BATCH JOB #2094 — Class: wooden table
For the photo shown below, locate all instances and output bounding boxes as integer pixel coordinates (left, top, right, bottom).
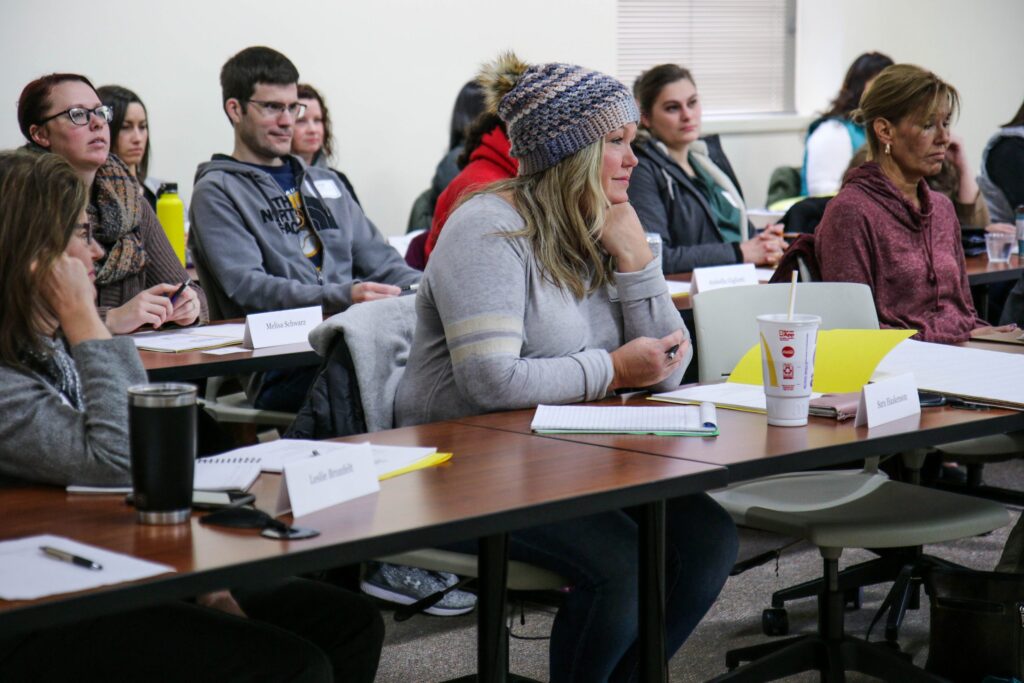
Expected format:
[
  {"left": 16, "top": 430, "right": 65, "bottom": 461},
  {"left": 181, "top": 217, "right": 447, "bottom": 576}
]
[
  {"left": 455, "top": 394, "right": 1024, "bottom": 483},
  {"left": 0, "top": 421, "right": 724, "bottom": 682},
  {"left": 141, "top": 341, "right": 319, "bottom": 382}
]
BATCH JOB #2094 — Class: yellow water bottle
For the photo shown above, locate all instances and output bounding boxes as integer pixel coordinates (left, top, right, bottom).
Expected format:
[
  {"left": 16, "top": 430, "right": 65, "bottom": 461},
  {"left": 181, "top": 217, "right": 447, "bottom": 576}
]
[{"left": 156, "top": 182, "right": 186, "bottom": 266}]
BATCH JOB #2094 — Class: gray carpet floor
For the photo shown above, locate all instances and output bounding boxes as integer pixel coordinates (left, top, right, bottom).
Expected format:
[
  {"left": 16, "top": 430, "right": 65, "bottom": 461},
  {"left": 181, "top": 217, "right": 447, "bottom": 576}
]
[{"left": 373, "top": 459, "right": 1024, "bottom": 682}]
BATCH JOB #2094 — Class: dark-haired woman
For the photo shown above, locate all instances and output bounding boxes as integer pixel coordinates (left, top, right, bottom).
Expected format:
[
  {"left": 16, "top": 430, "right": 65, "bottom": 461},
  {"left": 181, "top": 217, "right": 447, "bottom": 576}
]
[
  {"left": 0, "top": 149, "right": 383, "bottom": 682},
  {"left": 802, "top": 51, "right": 893, "bottom": 196},
  {"left": 18, "top": 73, "right": 207, "bottom": 334},
  {"left": 97, "top": 85, "right": 158, "bottom": 207},
  {"left": 292, "top": 83, "right": 360, "bottom": 205},
  {"left": 628, "top": 63, "right": 786, "bottom": 273}
]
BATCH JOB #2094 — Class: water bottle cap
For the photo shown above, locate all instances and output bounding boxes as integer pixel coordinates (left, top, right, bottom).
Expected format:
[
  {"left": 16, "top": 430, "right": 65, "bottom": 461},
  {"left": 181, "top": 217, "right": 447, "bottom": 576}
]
[{"left": 158, "top": 182, "right": 178, "bottom": 195}]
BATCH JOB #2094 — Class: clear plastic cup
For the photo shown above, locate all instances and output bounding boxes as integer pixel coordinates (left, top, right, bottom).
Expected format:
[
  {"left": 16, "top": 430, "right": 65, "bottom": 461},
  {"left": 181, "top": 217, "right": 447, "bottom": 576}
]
[
  {"left": 756, "top": 314, "right": 821, "bottom": 427},
  {"left": 985, "top": 232, "right": 1014, "bottom": 264}
]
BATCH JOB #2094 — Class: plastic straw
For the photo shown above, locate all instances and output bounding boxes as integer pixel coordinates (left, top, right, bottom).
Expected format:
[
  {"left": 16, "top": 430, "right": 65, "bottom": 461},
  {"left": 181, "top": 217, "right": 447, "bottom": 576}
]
[{"left": 787, "top": 270, "right": 798, "bottom": 321}]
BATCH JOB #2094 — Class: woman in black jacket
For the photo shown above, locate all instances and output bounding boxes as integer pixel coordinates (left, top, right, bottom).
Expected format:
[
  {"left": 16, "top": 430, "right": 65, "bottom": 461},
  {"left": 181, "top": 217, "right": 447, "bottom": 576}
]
[{"left": 628, "top": 64, "right": 785, "bottom": 273}]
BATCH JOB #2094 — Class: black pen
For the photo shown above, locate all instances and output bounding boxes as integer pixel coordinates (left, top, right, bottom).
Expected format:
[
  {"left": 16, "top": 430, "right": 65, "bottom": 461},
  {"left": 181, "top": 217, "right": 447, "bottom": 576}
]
[
  {"left": 400, "top": 283, "right": 420, "bottom": 294},
  {"left": 168, "top": 278, "right": 191, "bottom": 305},
  {"left": 665, "top": 343, "right": 680, "bottom": 360},
  {"left": 40, "top": 545, "right": 103, "bottom": 571}
]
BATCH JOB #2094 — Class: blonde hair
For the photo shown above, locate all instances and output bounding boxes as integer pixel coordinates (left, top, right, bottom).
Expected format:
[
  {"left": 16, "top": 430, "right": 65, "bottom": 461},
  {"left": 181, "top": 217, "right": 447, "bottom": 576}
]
[
  {"left": 484, "top": 138, "right": 614, "bottom": 299},
  {"left": 853, "top": 63, "right": 960, "bottom": 160}
]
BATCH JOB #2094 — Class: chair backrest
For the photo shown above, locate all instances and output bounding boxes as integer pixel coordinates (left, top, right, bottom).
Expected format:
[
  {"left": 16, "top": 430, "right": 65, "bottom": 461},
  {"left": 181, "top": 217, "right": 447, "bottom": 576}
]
[
  {"left": 310, "top": 295, "right": 418, "bottom": 432},
  {"left": 692, "top": 282, "right": 879, "bottom": 384},
  {"left": 189, "top": 238, "right": 231, "bottom": 321}
]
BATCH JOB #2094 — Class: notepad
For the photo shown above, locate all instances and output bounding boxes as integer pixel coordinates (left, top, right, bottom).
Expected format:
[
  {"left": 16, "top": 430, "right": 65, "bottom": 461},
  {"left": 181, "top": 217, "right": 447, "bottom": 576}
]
[
  {"left": 651, "top": 383, "right": 823, "bottom": 414},
  {"left": 200, "top": 440, "right": 452, "bottom": 480},
  {"left": 531, "top": 403, "right": 718, "bottom": 436},
  {"left": 194, "top": 455, "right": 262, "bottom": 491},
  {"left": 131, "top": 324, "right": 246, "bottom": 353}
]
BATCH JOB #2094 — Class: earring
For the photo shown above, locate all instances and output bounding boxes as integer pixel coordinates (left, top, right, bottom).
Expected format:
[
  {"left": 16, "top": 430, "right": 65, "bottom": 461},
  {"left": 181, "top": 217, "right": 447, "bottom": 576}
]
[{"left": 885, "top": 142, "right": 891, "bottom": 155}]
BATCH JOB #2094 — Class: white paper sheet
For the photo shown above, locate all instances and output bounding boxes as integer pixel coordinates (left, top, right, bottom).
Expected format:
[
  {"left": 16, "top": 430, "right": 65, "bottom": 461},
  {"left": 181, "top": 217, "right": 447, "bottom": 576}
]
[
  {"left": 874, "top": 339, "right": 1024, "bottom": 407},
  {"left": 652, "top": 383, "right": 823, "bottom": 413},
  {"left": 131, "top": 325, "right": 245, "bottom": 353},
  {"left": 0, "top": 534, "right": 174, "bottom": 600},
  {"left": 666, "top": 280, "right": 690, "bottom": 297},
  {"left": 193, "top": 455, "right": 262, "bottom": 491},
  {"left": 204, "top": 440, "right": 438, "bottom": 478}
]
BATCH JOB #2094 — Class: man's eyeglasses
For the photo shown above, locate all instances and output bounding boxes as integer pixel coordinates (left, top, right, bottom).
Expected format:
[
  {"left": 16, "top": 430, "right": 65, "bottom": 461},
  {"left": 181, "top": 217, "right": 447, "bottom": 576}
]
[
  {"left": 39, "top": 106, "right": 114, "bottom": 127},
  {"left": 247, "top": 100, "right": 307, "bottom": 119}
]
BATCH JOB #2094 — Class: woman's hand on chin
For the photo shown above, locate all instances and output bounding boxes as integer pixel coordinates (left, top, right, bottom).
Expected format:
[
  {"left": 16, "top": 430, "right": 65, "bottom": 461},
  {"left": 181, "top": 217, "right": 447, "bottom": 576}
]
[
  {"left": 40, "top": 255, "right": 109, "bottom": 344},
  {"left": 601, "top": 203, "right": 653, "bottom": 272}
]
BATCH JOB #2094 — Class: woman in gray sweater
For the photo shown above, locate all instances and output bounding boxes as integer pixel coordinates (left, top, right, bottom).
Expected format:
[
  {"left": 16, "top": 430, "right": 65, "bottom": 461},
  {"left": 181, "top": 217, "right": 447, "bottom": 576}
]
[
  {"left": 0, "top": 150, "right": 383, "bottom": 681},
  {"left": 395, "top": 59, "right": 737, "bottom": 682}
]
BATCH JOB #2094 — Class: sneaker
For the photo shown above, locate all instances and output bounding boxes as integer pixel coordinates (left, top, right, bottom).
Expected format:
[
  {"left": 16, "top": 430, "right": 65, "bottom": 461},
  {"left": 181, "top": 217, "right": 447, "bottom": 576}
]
[{"left": 361, "top": 562, "right": 476, "bottom": 616}]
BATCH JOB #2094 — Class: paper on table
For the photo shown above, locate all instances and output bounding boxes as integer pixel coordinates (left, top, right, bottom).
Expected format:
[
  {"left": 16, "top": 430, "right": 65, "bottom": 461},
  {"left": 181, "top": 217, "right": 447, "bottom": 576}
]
[
  {"left": 651, "top": 383, "right": 822, "bottom": 413},
  {"left": 727, "top": 329, "right": 916, "bottom": 393},
  {"left": 874, "top": 339, "right": 1024, "bottom": 408},
  {"left": 0, "top": 534, "right": 174, "bottom": 600},
  {"left": 194, "top": 455, "right": 262, "bottom": 491},
  {"left": 204, "top": 440, "right": 451, "bottom": 480},
  {"left": 755, "top": 268, "right": 776, "bottom": 282},
  {"left": 531, "top": 404, "right": 718, "bottom": 435},
  {"left": 201, "top": 346, "right": 248, "bottom": 356},
  {"left": 131, "top": 328, "right": 244, "bottom": 353}
]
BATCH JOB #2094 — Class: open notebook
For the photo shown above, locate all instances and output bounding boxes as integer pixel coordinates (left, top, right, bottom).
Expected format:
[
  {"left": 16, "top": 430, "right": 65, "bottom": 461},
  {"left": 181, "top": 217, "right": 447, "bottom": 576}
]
[{"left": 531, "top": 403, "right": 718, "bottom": 436}]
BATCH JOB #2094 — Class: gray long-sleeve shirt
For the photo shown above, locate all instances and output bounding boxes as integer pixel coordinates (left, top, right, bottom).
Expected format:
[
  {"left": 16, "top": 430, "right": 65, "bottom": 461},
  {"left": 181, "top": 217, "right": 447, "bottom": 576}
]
[
  {"left": 0, "top": 337, "right": 145, "bottom": 486},
  {"left": 394, "top": 194, "right": 689, "bottom": 427}
]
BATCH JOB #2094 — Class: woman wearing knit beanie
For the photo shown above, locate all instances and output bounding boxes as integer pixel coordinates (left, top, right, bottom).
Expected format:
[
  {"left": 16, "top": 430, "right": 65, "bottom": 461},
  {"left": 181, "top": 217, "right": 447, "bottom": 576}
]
[{"left": 396, "top": 56, "right": 737, "bottom": 681}]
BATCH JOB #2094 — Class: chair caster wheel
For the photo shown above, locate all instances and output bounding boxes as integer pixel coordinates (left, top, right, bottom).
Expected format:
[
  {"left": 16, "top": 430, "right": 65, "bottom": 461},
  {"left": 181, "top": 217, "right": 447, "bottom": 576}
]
[
  {"left": 762, "top": 607, "right": 789, "bottom": 636},
  {"left": 844, "top": 587, "right": 862, "bottom": 610}
]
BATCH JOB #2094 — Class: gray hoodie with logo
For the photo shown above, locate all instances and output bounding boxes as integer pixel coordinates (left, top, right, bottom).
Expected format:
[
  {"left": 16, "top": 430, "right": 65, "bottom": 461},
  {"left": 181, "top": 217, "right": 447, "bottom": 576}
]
[{"left": 189, "top": 154, "right": 419, "bottom": 318}]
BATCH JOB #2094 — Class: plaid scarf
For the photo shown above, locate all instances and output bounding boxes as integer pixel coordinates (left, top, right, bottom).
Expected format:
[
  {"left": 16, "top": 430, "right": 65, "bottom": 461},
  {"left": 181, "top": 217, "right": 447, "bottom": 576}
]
[
  {"left": 90, "top": 155, "right": 147, "bottom": 286},
  {"left": 20, "top": 337, "right": 84, "bottom": 411}
]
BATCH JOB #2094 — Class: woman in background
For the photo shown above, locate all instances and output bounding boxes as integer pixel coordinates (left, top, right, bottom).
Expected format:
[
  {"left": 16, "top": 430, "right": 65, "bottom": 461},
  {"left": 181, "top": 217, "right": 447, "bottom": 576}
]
[
  {"left": 816, "top": 64, "right": 1013, "bottom": 342},
  {"left": 292, "top": 83, "right": 360, "bottom": 205},
  {"left": 802, "top": 51, "right": 893, "bottom": 196},
  {"left": 397, "top": 57, "right": 736, "bottom": 682},
  {"left": 0, "top": 149, "right": 383, "bottom": 682},
  {"left": 19, "top": 73, "right": 206, "bottom": 334},
  {"left": 97, "top": 85, "right": 158, "bottom": 207},
  {"left": 629, "top": 63, "right": 786, "bottom": 273},
  {"left": 978, "top": 96, "right": 1024, "bottom": 224}
]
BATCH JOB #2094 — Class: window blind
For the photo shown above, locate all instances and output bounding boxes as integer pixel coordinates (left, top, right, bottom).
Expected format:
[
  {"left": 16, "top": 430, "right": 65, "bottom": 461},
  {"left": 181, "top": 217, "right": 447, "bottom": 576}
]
[{"left": 618, "top": 0, "right": 795, "bottom": 115}]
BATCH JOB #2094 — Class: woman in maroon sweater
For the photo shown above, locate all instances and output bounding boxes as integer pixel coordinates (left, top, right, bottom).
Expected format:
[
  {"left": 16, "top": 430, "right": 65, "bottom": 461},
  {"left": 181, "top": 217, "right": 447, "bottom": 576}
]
[{"left": 816, "top": 64, "right": 1013, "bottom": 343}]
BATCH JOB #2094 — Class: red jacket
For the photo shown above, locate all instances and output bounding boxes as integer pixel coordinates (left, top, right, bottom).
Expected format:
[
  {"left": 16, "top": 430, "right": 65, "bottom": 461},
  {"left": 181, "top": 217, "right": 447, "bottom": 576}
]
[
  {"left": 424, "top": 126, "right": 518, "bottom": 261},
  {"left": 816, "top": 162, "right": 985, "bottom": 343}
]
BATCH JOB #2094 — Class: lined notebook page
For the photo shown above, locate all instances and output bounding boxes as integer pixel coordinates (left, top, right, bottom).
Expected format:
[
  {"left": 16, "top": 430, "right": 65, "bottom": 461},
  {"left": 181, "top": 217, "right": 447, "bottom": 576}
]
[
  {"left": 194, "top": 455, "right": 262, "bottom": 491},
  {"left": 531, "top": 404, "right": 717, "bottom": 434}
]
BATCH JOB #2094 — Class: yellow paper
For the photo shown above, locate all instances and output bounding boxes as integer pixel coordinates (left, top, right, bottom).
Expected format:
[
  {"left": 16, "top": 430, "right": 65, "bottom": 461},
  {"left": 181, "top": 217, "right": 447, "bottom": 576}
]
[
  {"left": 727, "top": 329, "right": 916, "bottom": 393},
  {"left": 378, "top": 452, "right": 453, "bottom": 481}
]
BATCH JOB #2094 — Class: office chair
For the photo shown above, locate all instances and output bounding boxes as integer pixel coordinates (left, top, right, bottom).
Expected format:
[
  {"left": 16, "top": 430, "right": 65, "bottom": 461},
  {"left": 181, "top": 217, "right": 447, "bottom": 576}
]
[{"left": 693, "top": 283, "right": 1010, "bottom": 679}]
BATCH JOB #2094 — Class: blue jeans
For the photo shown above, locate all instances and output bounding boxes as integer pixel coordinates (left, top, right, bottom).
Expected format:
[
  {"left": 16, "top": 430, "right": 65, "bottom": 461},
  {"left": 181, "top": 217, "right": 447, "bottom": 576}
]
[{"left": 452, "top": 492, "right": 737, "bottom": 682}]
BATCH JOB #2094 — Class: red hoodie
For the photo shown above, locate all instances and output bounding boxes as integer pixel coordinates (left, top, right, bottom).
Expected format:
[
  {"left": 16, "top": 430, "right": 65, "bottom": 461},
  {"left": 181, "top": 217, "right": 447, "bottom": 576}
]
[
  {"left": 816, "top": 162, "right": 985, "bottom": 344},
  {"left": 424, "top": 126, "right": 518, "bottom": 261}
]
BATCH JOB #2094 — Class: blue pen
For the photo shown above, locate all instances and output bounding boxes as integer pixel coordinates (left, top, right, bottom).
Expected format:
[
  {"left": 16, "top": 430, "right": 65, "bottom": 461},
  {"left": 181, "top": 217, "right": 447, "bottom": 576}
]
[{"left": 169, "top": 278, "right": 191, "bottom": 305}]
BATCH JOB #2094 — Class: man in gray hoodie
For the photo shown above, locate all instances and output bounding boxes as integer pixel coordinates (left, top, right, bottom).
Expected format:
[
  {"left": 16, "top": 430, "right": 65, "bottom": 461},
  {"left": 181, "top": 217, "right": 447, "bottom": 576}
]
[{"left": 189, "top": 46, "right": 420, "bottom": 411}]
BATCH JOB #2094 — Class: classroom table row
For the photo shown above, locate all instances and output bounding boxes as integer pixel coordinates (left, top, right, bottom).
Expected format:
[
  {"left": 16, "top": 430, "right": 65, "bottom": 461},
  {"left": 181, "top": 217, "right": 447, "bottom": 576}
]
[{"left": 5, "top": 388, "right": 1023, "bottom": 682}]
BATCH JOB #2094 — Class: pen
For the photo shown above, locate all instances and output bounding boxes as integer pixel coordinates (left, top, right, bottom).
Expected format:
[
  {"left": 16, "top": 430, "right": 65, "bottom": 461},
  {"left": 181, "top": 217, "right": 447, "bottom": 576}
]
[
  {"left": 665, "top": 343, "right": 680, "bottom": 360},
  {"left": 168, "top": 278, "right": 191, "bottom": 305},
  {"left": 400, "top": 283, "right": 420, "bottom": 294},
  {"left": 40, "top": 545, "right": 103, "bottom": 571}
]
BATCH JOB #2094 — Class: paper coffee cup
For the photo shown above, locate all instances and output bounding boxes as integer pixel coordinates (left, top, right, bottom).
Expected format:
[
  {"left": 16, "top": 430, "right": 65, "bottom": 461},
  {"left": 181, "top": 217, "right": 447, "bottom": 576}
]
[{"left": 756, "top": 314, "right": 821, "bottom": 427}]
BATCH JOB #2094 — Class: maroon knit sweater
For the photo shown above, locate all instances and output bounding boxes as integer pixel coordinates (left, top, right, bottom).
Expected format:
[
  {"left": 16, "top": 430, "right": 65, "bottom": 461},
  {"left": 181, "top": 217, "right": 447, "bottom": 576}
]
[{"left": 816, "top": 162, "right": 985, "bottom": 343}]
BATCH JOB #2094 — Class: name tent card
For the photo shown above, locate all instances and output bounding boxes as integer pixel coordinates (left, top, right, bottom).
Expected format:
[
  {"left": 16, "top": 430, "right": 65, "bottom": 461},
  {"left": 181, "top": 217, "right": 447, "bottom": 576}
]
[
  {"left": 243, "top": 306, "right": 322, "bottom": 349},
  {"left": 690, "top": 263, "right": 759, "bottom": 295},
  {"left": 274, "top": 442, "right": 380, "bottom": 518},
  {"left": 855, "top": 373, "right": 921, "bottom": 428}
]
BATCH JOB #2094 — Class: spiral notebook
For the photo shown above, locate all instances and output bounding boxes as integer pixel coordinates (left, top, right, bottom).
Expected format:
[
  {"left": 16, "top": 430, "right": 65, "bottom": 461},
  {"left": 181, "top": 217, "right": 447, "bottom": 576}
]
[
  {"left": 193, "top": 455, "right": 262, "bottom": 491},
  {"left": 531, "top": 403, "right": 719, "bottom": 436}
]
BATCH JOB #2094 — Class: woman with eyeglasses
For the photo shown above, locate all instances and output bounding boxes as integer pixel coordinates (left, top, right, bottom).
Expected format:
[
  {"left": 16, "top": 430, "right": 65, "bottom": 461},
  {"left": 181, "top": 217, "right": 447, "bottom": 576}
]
[
  {"left": 18, "top": 73, "right": 207, "bottom": 334},
  {"left": 0, "top": 149, "right": 384, "bottom": 683}
]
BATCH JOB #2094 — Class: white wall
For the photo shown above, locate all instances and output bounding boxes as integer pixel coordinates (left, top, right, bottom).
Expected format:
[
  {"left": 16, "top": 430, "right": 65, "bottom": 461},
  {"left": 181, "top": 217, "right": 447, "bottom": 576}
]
[{"left": 1, "top": 0, "right": 1021, "bottom": 231}]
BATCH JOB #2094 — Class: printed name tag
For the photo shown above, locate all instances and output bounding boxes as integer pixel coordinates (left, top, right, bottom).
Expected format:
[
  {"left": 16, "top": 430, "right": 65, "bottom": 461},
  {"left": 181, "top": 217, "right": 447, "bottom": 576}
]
[
  {"left": 691, "top": 263, "right": 759, "bottom": 295},
  {"left": 243, "top": 306, "right": 322, "bottom": 349},
  {"left": 855, "top": 373, "right": 921, "bottom": 428},
  {"left": 312, "top": 178, "right": 343, "bottom": 199},
  {"left": 274, "top": 442, "right": 380, "bottom": 518}
]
